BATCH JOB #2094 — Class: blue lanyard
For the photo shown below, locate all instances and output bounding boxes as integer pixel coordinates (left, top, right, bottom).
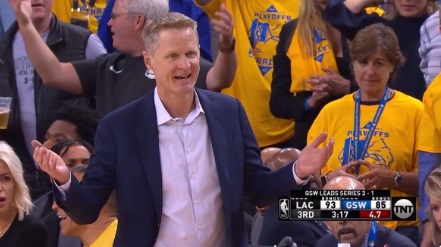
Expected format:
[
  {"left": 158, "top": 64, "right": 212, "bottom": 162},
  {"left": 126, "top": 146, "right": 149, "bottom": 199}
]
[
  {"left": 364, "top": 221, "right": 378, "bottom": 247},
  {"left": 352, "top": 88, "right": 389, "bottom": 174}
]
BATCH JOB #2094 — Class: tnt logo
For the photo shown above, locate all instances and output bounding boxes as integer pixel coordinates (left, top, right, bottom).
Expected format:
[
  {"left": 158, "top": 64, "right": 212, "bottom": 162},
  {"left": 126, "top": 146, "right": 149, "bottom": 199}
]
[
  {"left": 392, "top": 197, "right": 416, "bottom": 221},
  {"left": 279, "top": 198, "right": 290, "bottom": 220}
]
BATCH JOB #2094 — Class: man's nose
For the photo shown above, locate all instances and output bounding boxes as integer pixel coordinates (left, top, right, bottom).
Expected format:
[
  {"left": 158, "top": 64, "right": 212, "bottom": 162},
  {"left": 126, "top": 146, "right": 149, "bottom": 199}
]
[{"left": 177, "top": 57, "right": 190, "bottom": 68}]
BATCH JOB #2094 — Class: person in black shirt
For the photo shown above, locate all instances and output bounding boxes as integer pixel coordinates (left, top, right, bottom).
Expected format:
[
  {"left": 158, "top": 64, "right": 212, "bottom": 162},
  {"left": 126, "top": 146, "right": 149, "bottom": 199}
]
[{"left": 12, "top": 0, "right": 237, "bottom": 117}]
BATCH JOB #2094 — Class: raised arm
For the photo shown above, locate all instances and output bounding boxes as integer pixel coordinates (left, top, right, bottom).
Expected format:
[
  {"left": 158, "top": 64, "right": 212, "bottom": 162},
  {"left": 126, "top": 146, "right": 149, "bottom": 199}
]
[
  {"left": 342, "top": 0, "right": 374, "bottom": 13},
  {"left": 205, "top": 4, "right": 236, "bottom": 91},
  {"left": 323, "top": 0, "right": 384, "bottom": 40},
  {"left": 10, "top": 0, "right": 83, "bottom": 94}
]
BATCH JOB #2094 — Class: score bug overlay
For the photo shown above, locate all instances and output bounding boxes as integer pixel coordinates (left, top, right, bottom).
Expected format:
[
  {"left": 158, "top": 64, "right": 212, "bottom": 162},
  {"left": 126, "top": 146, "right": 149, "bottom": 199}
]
[{"left": 278, "top": 190, "right": 416, "bottom": 221}]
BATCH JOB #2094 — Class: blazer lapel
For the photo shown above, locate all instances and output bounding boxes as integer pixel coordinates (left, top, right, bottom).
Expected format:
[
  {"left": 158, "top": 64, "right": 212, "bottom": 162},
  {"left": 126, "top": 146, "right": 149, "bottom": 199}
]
[
  {"left": 197, "top": 90, "right": 231, "bottom": 210},
  {"left": 134, "top": 90, "right": 163, "bottom": 222}
]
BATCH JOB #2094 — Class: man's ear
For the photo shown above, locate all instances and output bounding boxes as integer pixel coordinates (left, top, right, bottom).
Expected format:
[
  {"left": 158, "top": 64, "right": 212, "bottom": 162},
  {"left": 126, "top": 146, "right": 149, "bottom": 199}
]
[
  {"left": 142, "top": 50, "right": 154, "bottom": 71},
  {"left": 135, "top": 16, "right": 146, "bottom": 30}
]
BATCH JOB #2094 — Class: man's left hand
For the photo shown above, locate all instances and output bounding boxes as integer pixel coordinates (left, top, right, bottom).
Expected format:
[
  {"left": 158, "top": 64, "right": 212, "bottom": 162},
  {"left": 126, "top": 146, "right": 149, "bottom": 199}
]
[{"left": 295, "top": 133, "right": 334, "bottom": 179}]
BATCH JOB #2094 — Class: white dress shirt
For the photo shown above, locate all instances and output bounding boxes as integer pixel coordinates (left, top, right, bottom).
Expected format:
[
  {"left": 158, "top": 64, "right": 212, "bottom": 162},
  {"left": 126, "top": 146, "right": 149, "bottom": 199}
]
[
  {"left": 153, "top": 89, "right": 227, "bottom": 247},
  {"left": 57, "top": 89, "right": 309, "bottom": 246}
]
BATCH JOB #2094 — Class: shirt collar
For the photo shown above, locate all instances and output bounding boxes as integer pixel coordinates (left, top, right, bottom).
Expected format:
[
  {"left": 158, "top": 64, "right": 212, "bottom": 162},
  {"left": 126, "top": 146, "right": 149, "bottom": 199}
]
[{"left": 154, "top": 87, "right": 205, "bottom": 126}]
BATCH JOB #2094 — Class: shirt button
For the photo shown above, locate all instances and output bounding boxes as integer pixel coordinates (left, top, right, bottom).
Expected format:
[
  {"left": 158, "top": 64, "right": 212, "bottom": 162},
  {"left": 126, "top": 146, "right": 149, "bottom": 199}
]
[
  {"left": 187, "top": 148, "right": 191, "bottom": 152},
  {"left": 191, "top": 174, "right": 195, "bottom": 178},
  {"left": 194, "top": 200, "right": 199, "bottom": 204},
  {"left": 198, "top": 225, "right": 202, "bottom": 229}
]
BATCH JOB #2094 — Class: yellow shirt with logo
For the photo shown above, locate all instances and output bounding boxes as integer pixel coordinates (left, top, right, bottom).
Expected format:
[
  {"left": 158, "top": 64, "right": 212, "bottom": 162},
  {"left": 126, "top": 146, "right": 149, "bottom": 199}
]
[
  {"left": 52, "top": 0, "right": 107, "bottom": 33},
  {"left": 418, "top": 73, "right": 441, "bottom": 152},
  {"left": 308, "top": 91, "right": 422, "bottom": 230},
  {"left": 196, "top": 0, "right": 300, "bottom": 147}
]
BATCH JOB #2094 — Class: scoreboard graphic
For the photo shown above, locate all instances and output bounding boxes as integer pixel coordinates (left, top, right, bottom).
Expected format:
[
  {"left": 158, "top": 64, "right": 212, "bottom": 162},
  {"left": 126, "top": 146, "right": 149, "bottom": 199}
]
[{"left": 279, "top": 190, "right": 416, "bottom": 221}]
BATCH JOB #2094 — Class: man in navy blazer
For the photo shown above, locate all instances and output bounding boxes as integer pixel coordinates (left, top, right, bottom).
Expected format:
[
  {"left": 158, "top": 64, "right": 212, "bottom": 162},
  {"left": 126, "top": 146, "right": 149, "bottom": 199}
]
[{"left": 32, "top": 13, "right": 334, "bottom": 247}]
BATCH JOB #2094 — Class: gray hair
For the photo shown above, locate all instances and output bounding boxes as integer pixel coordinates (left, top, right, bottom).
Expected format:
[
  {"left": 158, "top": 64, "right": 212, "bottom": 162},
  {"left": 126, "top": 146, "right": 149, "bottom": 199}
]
[
  {"left": 142, "top": 12, "right": 198, "bottom": 54},
  {"left": 124, "top": 0, "right": 169, "bottom": 20},
  {"left": 0, "top": 141, "right": 33, "bottom": 220}
]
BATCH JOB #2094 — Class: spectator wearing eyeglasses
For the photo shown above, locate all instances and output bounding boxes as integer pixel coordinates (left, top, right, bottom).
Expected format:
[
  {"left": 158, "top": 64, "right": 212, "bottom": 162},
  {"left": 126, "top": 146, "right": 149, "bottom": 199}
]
[{"left": 12, "top": 0, "right": 237, "bottom": 118}]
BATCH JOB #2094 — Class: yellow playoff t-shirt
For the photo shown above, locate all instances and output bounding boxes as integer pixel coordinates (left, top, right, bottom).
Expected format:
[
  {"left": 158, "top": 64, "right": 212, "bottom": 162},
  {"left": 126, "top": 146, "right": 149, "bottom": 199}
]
[
  {"left": 52, "top": 0, "right": 107, "bottom": 33},
  {"left": 308, "top": 92, "right": 422, "bottom": 230},
  {"left": 196, "top": 0, "right": 300, "bottom": 147},
  {"left": 418, "top": 73, "right": 441, "bottom": 153}
]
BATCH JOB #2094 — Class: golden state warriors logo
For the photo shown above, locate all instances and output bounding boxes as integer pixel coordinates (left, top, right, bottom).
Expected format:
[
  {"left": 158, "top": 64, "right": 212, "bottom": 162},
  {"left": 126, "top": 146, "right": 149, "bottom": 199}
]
[
  {"left": 249, "top": 5, "right": 292, "bottom": 76},
  {"left": 313, "top": 28, "right": 331, "bottom": 63},
  {"left": 338, "top": 122, "right": 394, "bottom": 169}
]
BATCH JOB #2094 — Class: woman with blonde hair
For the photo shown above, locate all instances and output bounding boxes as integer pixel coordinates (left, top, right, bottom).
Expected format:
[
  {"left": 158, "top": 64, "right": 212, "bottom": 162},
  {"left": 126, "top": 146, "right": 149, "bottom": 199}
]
[
  {"left": 424, "top": 166, "right": 441, "bottom": 246},
  {"left": 0, "top": 141, "right": 47, "bottom": 246},
  {"left": 323, "top": 0, "right": 438, "bottom": 100},
  {"left": 270, "top": 0, "right": 353, "bottom": 150}
]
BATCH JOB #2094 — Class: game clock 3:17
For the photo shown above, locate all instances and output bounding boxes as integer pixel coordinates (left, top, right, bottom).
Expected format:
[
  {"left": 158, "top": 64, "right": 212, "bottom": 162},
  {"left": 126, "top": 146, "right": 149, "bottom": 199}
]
[{"left": 332, "top": 211, "right": 349, "bottom": 219}]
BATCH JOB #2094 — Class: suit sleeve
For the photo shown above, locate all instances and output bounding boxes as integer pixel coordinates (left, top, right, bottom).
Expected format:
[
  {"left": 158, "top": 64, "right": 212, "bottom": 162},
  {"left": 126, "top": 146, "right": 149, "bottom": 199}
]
[
  {"left": 237, "top": 99, "right": 299, "bottom": 206},
  {"left": 55, "top": 118, "right": 117, "bottom": 224}
]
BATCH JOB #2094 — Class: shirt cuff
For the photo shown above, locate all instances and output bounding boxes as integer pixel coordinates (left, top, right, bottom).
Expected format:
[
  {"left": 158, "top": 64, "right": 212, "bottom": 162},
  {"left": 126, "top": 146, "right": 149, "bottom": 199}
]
[
  {"left": 292, "top": 160, "right": 310, "bottom": 185},
  {"left": 54, "top": 173, "right": 72, "bottom": 198}
]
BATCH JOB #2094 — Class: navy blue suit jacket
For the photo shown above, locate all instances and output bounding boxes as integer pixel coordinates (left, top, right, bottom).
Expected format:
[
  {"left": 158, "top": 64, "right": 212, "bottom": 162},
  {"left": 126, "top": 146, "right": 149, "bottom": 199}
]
[{"left": 55, "top": 89, "right": 299, "bottom": 247}]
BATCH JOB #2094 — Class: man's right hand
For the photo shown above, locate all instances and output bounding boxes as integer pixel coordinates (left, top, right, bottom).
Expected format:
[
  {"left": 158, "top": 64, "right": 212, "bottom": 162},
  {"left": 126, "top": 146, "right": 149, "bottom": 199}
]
[
  {"left": 9, "top": 0, "right": 32, "bottom": 26},
  {"left": 32, "top": 140, "right": 70, "bottom": 184}
]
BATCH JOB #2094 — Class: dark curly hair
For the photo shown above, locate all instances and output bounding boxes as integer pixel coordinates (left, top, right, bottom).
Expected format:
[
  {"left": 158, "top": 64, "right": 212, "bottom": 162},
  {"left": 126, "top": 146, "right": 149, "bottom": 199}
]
[{"left": 51, "top": 103, "right": 99, "bottom": 146}]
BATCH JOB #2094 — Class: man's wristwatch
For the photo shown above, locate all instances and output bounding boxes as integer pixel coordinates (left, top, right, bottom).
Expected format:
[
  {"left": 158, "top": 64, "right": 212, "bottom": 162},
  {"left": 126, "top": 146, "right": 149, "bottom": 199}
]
[
  {"left": 394, "top": 172, "right": 403, "bottom": 185},
  {"left": 219, "top": 38, "right": 236, "bottom": 53}
]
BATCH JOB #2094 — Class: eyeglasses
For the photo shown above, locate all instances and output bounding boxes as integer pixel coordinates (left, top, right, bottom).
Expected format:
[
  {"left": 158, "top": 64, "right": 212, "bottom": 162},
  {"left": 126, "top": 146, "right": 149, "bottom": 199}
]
[
  {"left": 70, "top": 164, "right": 89, "bottom": 174},
  {"left": 110, "top": 12, "right": 139, "bottom": 20}
]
